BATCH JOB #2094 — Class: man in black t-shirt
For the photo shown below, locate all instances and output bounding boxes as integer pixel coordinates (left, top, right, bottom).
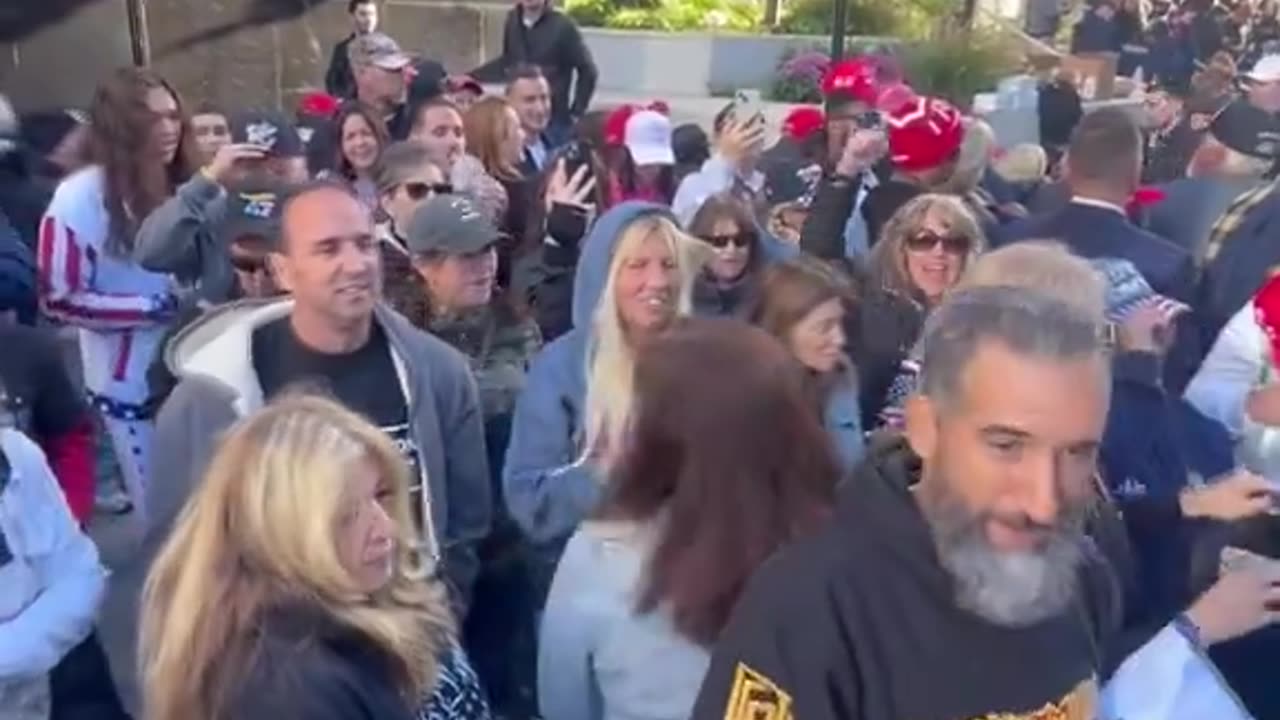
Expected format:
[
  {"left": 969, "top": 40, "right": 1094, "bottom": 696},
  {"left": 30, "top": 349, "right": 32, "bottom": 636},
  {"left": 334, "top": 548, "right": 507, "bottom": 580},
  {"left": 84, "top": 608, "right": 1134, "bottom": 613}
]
[{"left": 148, "top": 180, "right": 491, "bottom": 613}]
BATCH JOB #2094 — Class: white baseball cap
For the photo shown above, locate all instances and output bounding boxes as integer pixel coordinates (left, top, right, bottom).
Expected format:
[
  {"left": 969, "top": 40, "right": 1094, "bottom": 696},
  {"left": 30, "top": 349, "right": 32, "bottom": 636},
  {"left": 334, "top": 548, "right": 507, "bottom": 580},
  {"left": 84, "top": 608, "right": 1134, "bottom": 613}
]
[
  {"left": 1246, "top": 54, "right": 1280, "bottom": 83},
  {"left": 624, "top": 110, "right": 675, "bottom": 166}
]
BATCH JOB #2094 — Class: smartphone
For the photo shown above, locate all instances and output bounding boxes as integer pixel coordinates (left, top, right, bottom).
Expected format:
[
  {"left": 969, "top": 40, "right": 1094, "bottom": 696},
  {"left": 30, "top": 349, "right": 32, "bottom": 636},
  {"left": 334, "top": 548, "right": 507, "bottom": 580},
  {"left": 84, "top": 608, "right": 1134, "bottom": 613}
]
[
  {"left": 733, "top": 89, "right": 765, "bottom": 126},
  {"left": 561, "top": 140, "right": 595, "bottom": 184},
  {"left": 855, "top": 110, "right": 884, "bottom": 130}
]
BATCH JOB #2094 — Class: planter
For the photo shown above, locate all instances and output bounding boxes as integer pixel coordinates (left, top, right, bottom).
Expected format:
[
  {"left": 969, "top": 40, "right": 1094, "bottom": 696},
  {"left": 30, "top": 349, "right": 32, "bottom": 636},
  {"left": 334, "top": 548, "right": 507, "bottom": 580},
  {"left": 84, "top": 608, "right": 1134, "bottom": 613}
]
[{"left": 581, "top": 28, "right": 895, "bottom": 96}]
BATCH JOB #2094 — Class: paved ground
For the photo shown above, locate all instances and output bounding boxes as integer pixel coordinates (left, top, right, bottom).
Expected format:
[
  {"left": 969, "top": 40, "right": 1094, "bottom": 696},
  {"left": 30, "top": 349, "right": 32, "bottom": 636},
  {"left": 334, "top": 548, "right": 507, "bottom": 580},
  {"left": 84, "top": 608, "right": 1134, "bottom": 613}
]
[{"left": 87, "top": 506, "right": 144, "bottom": 713}]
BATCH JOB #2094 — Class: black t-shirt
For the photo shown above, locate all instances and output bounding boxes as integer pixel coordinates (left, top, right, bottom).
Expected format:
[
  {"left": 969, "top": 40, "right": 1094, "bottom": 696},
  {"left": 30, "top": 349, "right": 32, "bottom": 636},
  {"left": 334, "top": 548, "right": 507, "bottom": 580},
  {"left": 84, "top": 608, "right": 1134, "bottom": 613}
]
[
  {"left": 0, "top": 323, "right": 84, "bottom": 442},
  {"left": 251, "top": 318, "right": 425, "bottom": 529}
]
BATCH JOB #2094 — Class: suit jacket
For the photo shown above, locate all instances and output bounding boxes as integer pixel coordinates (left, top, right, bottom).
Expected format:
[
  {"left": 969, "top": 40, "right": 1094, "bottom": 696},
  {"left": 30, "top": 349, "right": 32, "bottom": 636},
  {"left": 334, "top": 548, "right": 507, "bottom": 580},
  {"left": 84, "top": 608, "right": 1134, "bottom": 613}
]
[
  {"left": 1000, "top": 201, "right": 1201, "bottom": 390},
  {"left": 999, "top": 200, "right": 1196, "bottom": 302}
]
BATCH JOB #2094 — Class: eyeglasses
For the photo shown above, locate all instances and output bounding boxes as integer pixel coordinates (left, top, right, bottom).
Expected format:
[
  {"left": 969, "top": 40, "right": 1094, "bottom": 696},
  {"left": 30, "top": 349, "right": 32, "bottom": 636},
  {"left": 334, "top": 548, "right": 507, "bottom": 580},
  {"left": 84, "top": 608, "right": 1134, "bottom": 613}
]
[
  {"left": 403, "top": 181, "right": 453, "bottom": 200},
  {"left": 701, "top": 232, "right": 752, "bottom": 249},
  {"left": 904, "top": 230, "right": 970, "bottom": 255}
]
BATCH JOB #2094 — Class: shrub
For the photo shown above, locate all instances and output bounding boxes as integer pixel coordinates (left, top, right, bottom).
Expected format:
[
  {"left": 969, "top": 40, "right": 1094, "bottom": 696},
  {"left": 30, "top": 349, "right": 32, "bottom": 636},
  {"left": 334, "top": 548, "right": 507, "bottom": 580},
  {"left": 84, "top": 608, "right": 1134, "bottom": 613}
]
[
  {"left": 899, "top": 31, "right": 1021, "bottom": 108},
  {"left": 565, "top": 0, "right": 762, "bottom": 30},
  {"left": 774, "top": 0, "right": 941, "bottom": 39},
  {"left": 769, "top": 48, "right": 829, "bottom": 102}
]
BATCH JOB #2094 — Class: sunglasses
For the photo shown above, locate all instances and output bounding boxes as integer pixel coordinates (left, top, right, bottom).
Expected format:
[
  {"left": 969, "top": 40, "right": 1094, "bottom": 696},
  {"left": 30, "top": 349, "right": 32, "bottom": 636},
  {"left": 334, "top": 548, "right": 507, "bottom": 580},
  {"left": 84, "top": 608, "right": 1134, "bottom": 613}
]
[
  {"left": 403, "top": 181, "right": 454, "bottom": 200},
  {"left": 904, "top": 231, "right": 971, "bottom": 255},
  {"left": 701, "top": 232, "right": 752, "bottom": 249},
  {"left": 229, "top": 255, "right": 267, "bottom": 273}
]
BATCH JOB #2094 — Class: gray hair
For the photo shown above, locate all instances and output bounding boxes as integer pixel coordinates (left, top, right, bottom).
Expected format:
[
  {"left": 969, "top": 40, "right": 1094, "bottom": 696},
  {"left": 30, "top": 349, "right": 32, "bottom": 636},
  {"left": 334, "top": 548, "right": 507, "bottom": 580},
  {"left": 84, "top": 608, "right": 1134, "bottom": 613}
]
[
  {"left": 373, "top": 141, "right": 441, "bottom": 195},
  {"left": 918, "top": 285, "right": 1108, "bottom": 408}
]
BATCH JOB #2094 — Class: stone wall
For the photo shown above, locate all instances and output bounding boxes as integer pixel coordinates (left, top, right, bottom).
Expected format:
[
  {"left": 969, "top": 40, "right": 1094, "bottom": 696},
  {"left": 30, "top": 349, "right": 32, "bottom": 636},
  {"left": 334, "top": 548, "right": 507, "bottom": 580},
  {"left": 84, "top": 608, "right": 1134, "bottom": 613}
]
[{"left": 1, "top": 0, "right": 509, "bottom": 111}]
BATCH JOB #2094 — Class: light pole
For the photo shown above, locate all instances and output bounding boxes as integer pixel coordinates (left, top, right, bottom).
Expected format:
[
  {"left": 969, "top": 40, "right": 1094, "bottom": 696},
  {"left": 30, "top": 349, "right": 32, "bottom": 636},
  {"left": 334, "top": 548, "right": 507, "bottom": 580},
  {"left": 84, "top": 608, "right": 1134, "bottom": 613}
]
[
  {"left": 830, "top": 0, "right": 848, "bottom": 60},
  {"left": 125, "top": 0, "right": 151, "bottom": 66}
]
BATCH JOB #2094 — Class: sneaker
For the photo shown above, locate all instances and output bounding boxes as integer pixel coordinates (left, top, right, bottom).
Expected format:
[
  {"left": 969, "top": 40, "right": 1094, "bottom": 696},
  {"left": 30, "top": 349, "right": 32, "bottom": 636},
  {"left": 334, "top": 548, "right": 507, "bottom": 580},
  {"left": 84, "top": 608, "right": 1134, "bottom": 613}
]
[{"left": 94, "top": 487, "right": 133, "bottom": 515}]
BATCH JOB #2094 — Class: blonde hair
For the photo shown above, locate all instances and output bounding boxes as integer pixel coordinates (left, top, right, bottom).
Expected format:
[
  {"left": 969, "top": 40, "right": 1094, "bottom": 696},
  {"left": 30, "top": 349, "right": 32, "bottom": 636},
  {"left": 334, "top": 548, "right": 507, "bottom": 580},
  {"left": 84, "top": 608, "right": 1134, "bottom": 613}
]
[
  {"left": 582, "top": 214, "right": 707, "bottom": 467},
  {"left": 140, "top": 394, "right": 451, "bottom": 720},
  {"left": 993, "top": 143, "right": 1048, "bottom": 184},
  {"left": 936, "top": 118, "right": 996, "bottom": 196},
  {"left": 958, "top": 240, "right": 1107, "bottom": 319},
  {"left": 868, "top": 193, "right": 986, "bottom": 302},
  {"left": 463, "top": 96, "right": 521, "bottom": 182}
]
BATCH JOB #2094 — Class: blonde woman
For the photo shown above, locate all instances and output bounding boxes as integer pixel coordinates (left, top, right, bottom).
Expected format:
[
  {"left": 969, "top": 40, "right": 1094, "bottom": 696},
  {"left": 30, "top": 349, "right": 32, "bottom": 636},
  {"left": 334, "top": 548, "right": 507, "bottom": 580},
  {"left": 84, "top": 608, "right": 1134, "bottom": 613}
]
[
  {"left": 503, "top": 202, "right": 705, "bottom": 548},
  {"left": 854, "top": 193, "right": 984, "bottom": 428},
  {"left": 139, "top": 395, "right": 488, "bottom": 720}
]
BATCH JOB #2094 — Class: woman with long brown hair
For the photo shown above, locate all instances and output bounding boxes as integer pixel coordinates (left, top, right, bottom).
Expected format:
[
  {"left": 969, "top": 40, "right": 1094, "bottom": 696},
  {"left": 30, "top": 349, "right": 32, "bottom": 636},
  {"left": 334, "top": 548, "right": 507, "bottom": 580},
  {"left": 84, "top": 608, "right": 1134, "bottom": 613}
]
[
  {"left": 140, "top": 394, "right": 488, "bottom": 720},
  {"left": 332, "top": 100, "right": 390, "bottom": 210},
  {"left": 538, "top": 317, "right": 838, "bottom": 720},
  {"left": 37, "top": 66, "right": 198, "bottom": 526},
  {"left": 750, "top": 255, "right": 865, "bottom": 474}
]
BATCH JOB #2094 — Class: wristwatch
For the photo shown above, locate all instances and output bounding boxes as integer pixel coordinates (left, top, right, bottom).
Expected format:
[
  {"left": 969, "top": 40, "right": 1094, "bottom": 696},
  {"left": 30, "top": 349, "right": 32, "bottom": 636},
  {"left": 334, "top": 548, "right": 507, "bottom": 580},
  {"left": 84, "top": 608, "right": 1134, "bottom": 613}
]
[{"left": 1171, "top": 612, "right": 1204, "bottom": 650}]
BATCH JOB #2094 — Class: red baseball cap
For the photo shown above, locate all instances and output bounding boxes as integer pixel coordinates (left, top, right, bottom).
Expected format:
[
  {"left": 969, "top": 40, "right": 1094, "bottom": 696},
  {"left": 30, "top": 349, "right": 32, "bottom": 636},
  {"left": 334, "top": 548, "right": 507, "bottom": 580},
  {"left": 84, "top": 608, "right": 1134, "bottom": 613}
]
[
  {"left": 782, "top": 106, "right": 825, "bottom": 141},
  {"left": 821, "top": 59, "right": 879, "bottom": 106},
  {"left": 885, "top": 95, "right": 964, "bottom": 172}
]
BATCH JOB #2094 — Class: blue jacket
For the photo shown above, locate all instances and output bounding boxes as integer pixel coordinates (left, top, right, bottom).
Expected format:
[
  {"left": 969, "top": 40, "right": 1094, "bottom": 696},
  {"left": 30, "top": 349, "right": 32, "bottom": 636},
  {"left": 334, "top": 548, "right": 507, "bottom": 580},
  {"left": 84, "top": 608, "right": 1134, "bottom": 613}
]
[
  {"left": 503, "top": 202, "right": 674, "bottom": 544},
  {"left": 824, "top": 376, "right": 866, "bottom": 479}
]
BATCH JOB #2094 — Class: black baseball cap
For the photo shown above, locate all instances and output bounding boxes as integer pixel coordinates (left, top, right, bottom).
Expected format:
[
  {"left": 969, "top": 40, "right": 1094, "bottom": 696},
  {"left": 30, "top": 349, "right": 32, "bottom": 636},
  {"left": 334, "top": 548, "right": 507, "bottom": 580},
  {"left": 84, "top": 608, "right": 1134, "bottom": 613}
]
[
  {"left": 220, "top": 180, "right": 287, "bottom": 245},
  {"left": 404, "top": 194, "right": 502, "bottom": 255},
  {"left": 229, "top": 110, "right": 305, "bottom": 158},
  {"left": 1210, "top": 99, "right": 1280, "bottom": 161}
]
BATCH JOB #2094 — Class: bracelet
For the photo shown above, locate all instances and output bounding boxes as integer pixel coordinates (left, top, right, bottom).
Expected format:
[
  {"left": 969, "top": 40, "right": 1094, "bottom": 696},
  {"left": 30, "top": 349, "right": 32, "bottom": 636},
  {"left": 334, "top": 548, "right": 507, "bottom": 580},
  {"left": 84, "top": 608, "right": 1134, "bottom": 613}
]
[{"left": 1171, "top": 612, "right": 1204, "bottom": 650}]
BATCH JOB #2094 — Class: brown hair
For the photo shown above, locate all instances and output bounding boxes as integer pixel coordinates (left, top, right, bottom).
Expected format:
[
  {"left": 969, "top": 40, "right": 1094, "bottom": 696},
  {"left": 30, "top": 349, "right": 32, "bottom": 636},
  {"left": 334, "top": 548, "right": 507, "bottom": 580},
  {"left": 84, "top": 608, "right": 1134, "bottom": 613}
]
[
  {"left": 463, "top": 96, "right": 522, "bottom": 182},
  {"left": 867, "top": 193, "right": 985, "bottom": 302},
  {"left": 749, "top": 255, "right": 856, "bottom": 406},
  {"left": 686, "top": 193, "right": 760, "bottom": 273},
  {"left": 333, "top": 100, "right": 389, "bottom": 180},
  {"left": 599, "top": 317, "right": 838, "bottom": 646},
  {"left": 88, "top": 67, "right": 198, "bottom": 255}
]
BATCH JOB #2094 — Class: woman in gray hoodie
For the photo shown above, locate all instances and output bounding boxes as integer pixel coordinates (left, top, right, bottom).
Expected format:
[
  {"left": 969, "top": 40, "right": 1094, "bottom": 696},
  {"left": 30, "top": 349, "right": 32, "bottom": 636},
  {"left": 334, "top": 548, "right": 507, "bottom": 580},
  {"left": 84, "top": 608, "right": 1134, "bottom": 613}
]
[{"left": 538, "top": 318, "right": 839, "bottom": 720}]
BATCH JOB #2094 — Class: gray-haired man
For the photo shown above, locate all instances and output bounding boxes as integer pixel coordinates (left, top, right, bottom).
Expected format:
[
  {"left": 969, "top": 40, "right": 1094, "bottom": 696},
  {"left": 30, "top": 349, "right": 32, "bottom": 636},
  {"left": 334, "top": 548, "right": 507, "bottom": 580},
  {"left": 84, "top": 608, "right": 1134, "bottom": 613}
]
[{"left": 692, "top": 286, "right": 1115, "bottom": 720}]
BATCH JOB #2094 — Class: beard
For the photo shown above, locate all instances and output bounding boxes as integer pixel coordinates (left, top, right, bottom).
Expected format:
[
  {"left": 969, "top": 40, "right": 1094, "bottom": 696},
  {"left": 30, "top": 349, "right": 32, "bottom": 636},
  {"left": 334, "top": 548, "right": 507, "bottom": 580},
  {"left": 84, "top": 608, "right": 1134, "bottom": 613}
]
[{"left": 918, "top": 477, "right": 1088, "bottom": 628}]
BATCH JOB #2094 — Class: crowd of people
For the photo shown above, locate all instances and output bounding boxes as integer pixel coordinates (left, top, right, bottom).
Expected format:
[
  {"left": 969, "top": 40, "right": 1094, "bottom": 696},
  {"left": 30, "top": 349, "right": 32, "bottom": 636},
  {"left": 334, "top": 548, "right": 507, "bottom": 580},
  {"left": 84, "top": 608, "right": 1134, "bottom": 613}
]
[{"left": 9, "top": 0, "right": 1280, "bottom": 718}]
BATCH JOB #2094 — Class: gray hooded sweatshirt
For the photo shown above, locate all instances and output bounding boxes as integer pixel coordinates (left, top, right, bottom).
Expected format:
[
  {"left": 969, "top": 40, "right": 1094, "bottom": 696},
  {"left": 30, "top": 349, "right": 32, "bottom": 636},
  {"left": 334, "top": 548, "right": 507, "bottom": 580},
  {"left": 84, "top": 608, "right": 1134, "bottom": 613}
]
[{"left": 98, "top": 300, "right": 490, "bottom": 713}]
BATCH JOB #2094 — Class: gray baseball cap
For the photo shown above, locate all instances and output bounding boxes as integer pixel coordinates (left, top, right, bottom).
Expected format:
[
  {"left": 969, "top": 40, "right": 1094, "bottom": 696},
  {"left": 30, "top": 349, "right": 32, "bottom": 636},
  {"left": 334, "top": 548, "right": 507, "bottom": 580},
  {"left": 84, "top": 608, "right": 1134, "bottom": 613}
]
[
  {"left": 405, "top": 194, "right": 502, "bottom": 255},
  {"left": 348, "top": 32, "right": 412, "bottom": 71}
]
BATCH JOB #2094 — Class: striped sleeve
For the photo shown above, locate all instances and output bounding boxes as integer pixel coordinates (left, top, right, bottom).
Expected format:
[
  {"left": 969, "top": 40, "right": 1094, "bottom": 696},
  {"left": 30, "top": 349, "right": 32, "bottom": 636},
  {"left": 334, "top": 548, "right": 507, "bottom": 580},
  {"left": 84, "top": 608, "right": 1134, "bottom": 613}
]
[{"left": 37, "top": 214, "right": 160, "bottom": 331}]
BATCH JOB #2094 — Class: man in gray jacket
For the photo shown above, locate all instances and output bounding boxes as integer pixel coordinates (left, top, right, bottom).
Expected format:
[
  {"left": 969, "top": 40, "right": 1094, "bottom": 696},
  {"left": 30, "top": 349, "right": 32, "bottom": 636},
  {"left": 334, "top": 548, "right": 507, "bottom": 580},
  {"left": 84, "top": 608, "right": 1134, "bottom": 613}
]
[{"left": 100, "top": 180, "right": 491, "bottom": 712}]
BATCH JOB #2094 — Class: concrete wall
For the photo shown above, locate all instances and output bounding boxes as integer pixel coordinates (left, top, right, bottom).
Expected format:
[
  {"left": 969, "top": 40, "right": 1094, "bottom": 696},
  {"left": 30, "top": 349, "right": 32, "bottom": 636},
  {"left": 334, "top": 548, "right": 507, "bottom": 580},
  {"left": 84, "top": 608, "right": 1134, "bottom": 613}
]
[
  {"left": 582, "top": 28, "right": 891, "bottom": 96},
  {"left": 0, "top": 0, "right": 508, "bottom": 111},
  {"left": 0, "top": 0, "right": 134, "bottom": 110}
]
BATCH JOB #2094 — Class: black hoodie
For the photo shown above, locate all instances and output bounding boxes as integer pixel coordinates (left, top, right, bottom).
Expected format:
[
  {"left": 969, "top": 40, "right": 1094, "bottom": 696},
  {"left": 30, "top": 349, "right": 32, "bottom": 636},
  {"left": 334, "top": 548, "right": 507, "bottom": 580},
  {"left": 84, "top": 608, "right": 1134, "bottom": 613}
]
[{"left": 691, "top": 438, "right": 1116, "bottom": 720}]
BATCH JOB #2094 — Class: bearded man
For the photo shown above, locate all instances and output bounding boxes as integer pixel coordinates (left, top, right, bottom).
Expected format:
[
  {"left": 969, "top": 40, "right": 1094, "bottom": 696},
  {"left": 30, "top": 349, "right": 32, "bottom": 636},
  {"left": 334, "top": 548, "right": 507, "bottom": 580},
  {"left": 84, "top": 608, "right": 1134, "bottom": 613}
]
[{"left": 692, "top": 285, "right": 1113, "bottom": 720}]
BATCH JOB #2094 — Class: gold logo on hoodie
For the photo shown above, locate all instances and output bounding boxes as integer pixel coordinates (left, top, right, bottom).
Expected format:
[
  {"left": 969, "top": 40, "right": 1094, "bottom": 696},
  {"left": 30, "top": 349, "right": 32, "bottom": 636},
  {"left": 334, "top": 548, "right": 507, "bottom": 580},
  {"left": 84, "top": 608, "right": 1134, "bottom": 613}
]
[
  {"left": 966, "top": 677, "right": 1097, "bottom": 720},
  {"left": 724, "top": 663, "right": 793, "bottom": 720}
]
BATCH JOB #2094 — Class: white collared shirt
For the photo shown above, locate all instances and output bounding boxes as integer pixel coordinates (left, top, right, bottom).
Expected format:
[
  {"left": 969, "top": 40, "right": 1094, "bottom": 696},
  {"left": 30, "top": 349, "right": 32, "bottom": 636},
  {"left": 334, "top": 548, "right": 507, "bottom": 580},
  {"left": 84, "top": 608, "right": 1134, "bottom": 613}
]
[{"left": 1070, "top": 195, "right": 1128, "bottom": 216}]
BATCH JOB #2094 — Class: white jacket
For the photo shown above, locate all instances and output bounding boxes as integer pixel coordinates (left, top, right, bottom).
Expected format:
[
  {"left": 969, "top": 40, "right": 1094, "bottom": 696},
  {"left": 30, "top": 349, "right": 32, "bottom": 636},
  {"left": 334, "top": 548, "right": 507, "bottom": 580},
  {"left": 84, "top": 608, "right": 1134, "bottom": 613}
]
[
  {"left": 1184, "top": 303, "right": 1280, "bottom": 478},
  {"left": 0, "top": 428, "right": 105, "bottom": 715}
]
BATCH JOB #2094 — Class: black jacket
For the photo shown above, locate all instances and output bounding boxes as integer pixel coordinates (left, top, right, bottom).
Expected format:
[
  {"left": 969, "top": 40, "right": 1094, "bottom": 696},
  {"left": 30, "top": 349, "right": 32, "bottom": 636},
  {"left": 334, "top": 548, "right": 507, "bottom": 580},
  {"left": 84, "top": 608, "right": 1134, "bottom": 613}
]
[
  {"left": 325, "top": 34, "right": 357, "bottom": 99},
  {"left": 849, "top": 289, "right": 926, "bottom": 430},
  {"left": 1142, "top": 120, "right": 1203, "bottom": 185},
  {"left": 472, "top": 8, "right": 598, "bottom": 125},
  {"left": 691, "top": 437, "right": 1115, "bottom": 720},
  {"left": 228, "top": 605, "right": 416, "bottom": 720}
]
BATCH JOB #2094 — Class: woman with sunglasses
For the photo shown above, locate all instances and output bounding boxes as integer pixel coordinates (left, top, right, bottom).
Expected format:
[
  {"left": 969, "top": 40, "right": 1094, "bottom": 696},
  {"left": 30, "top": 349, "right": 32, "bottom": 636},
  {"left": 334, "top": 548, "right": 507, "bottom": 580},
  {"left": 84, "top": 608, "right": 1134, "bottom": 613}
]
[
  {"left": 855, "top": 193, "right": 984, "bottom": 429},
  {"left": 373, "top": 141, "right": 453, "bottom": 320},
  {"left": 686, "top": 193, "right": 767, "bottom": 316}
]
